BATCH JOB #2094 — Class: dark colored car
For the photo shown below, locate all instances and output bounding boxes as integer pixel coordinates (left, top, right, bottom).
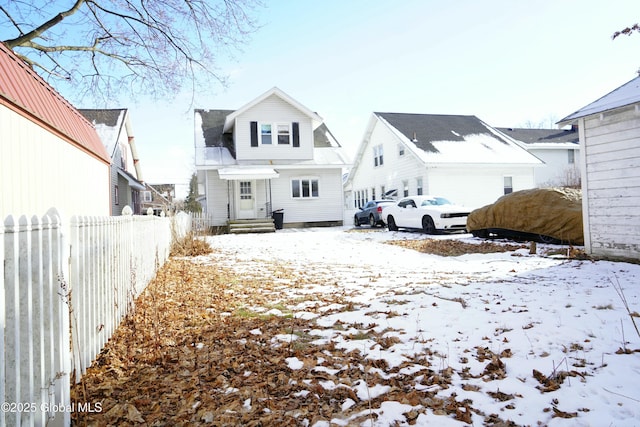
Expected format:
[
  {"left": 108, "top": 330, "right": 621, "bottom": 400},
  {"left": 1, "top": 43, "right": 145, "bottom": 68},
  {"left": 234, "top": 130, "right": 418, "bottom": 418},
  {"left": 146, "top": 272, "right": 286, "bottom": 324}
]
[{"left": 354, "top": 200, "right": 395, "bottom": 227}]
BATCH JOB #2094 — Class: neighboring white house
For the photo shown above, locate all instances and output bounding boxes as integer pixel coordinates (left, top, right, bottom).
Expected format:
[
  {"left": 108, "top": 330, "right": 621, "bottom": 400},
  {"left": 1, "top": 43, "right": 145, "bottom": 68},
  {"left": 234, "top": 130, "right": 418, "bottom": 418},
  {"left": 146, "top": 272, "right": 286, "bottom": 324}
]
[
  {"left": 497, "top": 127, "right": 580, "bottom": 188},
  {"left": 0, "top": 42, "right": 111, "bottom": 220},
  {"left": 344, "top": 112, "right": 543, "bottom": 217},
  {"left": 79, "top": 109, "right": 146, "bottom": 215},
  {"left": 194, "top": 87, "right": 350, "bottom": 229},
  {"left": 558, "top": 75, "right": 640, "bottom": 261}
]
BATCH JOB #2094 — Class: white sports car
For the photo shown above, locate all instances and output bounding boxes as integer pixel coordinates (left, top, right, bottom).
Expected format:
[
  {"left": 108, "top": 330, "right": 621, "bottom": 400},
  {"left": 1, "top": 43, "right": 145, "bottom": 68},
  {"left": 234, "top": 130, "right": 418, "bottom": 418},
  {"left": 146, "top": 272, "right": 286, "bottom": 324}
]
[{"left": 382, "top": 195, "right": 470, "bottom": 234}]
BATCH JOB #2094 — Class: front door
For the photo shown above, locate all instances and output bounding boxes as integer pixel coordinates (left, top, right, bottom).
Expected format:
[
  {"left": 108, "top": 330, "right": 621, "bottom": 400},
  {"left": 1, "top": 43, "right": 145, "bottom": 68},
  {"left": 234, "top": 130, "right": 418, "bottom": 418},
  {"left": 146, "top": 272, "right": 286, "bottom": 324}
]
[{"left": 237, "top": 180, "right": 256, "bottom": 219}]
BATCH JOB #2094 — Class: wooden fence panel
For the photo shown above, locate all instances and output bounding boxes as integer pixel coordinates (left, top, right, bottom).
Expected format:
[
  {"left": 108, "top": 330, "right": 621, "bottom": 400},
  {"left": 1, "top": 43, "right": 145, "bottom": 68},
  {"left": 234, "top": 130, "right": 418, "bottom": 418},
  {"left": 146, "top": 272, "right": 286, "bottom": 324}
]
[
  {"left": 1, "top": 213, "right": 70, "bottom": 427},
  {"left": 2, "top": 209, "right": 191, "bottom": 426},
  {"left": 68, "top": 211, "right": 189, "bottom": 382}
]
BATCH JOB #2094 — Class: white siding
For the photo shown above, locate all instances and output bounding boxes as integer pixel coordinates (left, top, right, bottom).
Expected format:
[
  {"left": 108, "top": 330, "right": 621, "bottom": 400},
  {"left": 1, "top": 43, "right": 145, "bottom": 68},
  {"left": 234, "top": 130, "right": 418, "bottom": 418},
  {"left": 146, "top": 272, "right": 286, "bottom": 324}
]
[
  {"left": 582, "top": 108, "right": 640, "bottom": 259},
  {"left": 271, "top": 169, "right": 344, "bottom": 224},
  {"left": 428, "top": 166, "right": 535, "bottom": 209},
  {"left": 205, "top": 171, "right": 230, "bottom": 226},
  {"left": 350, "top": 120, "right": 422, "bottom": 204},
  {"left": 206, "top": 171, "right": 340, "bottom": 226},
  {"left": 529, "top": 148, "right": 581, "bottom": 187},
  {"left": 0, "top": 106, "right": 110, "bottom": 219},
  {"left": 234, "top": 94, "right": 314, "bottom": 161},
  {"left": 348, "top": 118, "right": 537, "bottom": 211}
]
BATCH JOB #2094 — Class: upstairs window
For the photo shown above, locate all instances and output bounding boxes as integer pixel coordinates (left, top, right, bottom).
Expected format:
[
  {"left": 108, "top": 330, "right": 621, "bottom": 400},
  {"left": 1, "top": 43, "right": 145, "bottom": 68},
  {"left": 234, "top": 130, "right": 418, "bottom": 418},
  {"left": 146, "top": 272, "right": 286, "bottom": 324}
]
[
  {"left": 277, "top": 123, "right": 291, "bottom": 144},
  {"left": 398, "top": 144, "right": 405, "bottom": 157},
  {"left": 373, "top": 145, "right": 384, "bottom": 167},
  {"left": 251, "top": 121, "right": 299, "bottom": 146},
  {"left": 142, "top": 191, "right": 152, "bottom": 203},
  {"left": 260, "top": 124, "right": 272, "bottom": 145}
]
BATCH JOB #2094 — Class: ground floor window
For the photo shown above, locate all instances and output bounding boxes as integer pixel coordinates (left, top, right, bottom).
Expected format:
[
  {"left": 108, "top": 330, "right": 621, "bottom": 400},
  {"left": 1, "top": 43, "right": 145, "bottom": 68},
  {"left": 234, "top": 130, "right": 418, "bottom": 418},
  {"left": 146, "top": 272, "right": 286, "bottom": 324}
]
[
  {"left": 504, "top": 176, "right": 513, "bottom": 195},
  {"left": 292, "top": 178, "right": 319, "bottom": 198}
]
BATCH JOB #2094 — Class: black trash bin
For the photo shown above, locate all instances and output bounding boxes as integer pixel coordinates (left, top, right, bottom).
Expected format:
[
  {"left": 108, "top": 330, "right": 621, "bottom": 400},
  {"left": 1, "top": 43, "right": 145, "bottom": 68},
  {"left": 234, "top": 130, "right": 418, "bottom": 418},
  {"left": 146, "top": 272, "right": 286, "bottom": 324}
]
[{"left": 272, "top": 209, "right": 284, "bottom": 230}]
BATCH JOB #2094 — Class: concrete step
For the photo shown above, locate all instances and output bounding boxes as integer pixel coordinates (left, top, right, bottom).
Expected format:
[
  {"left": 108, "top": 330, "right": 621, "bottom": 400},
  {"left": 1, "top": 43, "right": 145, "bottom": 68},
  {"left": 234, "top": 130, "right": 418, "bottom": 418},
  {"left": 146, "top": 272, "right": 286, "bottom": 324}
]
[{"left": 228, "top": 219, "right": 276, "bottom": 234}]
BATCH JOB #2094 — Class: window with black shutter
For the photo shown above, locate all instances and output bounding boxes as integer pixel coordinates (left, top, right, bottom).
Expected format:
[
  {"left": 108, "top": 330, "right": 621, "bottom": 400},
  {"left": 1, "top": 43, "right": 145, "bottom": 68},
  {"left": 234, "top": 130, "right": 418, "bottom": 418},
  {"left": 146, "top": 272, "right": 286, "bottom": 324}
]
[
  {"left": 250, "top": 121, "right": 258, "bottom": 147},
  {"left": 292, "top": 122, "right": 300, "bottom": 147}
]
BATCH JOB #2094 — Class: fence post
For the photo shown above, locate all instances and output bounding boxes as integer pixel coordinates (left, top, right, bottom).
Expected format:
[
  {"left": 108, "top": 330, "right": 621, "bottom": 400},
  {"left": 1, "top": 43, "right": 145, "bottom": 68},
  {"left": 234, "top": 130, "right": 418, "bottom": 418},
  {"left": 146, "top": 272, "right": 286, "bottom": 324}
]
[
  {"left": 30, "top": 215, "right": 47, "bottom": 427},
  {"left": 3, "top": 215, "right": 19, "bottom": 427},
  {"left": 1, "top": 216, "right": 7, "bottom": 427},
  {"left": 69, "top": 215, "right": 83, "bottom": 383}
]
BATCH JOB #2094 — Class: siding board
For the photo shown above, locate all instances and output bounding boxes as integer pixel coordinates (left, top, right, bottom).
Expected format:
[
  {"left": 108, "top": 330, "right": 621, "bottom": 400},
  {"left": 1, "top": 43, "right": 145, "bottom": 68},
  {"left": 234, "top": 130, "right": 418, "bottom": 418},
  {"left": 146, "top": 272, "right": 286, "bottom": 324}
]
[
  {"left": 582, "top": 107, "right": 640, "bottom": 259},
  {"left": 1, "top": 107, "right": 110, "bottom": 219},
  {"left": 586, "top": 151, "right": 640, "bottom": 167}
]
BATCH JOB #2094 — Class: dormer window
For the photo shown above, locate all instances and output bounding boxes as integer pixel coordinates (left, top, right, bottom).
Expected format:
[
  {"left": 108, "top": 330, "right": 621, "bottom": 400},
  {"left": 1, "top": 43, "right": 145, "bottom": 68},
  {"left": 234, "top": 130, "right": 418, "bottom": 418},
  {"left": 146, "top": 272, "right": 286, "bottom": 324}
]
[
  {"left": 260, "top": 124, "right": 272, "bottom": 144},
  {"left": 251, "top": 121, "right": 300, "bottom": 147},
  {"left": 277, "top": 123, "right": 291, "bottom": 144}
]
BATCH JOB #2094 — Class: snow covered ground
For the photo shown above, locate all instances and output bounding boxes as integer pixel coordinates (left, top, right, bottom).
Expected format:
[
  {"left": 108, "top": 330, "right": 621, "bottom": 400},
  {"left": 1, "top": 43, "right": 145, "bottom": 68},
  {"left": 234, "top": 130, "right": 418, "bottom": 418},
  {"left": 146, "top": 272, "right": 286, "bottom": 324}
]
[{"left": 203, "top": 226, "right": 640, "bottom": 426}]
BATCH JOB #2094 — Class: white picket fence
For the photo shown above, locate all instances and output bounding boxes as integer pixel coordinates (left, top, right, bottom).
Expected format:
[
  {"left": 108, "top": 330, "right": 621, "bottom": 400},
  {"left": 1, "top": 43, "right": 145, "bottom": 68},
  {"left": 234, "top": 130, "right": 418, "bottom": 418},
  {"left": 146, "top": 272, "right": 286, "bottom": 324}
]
[{"left": 1, "top": 208, "right": 191, "bottom": 427}]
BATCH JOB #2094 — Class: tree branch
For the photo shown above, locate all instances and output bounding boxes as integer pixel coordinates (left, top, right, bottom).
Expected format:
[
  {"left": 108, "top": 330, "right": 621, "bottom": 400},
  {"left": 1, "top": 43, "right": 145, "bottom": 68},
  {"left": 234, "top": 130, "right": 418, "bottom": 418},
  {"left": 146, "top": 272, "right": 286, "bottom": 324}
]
[
  {"left": 4, "top": 0, "right": 86, "bottom": 48},
  {"left": 0, "top": 0, "right": 262, "bottom": 102},
  {"left": 612, "top": 23, "right": 640, "bottom": 39}
]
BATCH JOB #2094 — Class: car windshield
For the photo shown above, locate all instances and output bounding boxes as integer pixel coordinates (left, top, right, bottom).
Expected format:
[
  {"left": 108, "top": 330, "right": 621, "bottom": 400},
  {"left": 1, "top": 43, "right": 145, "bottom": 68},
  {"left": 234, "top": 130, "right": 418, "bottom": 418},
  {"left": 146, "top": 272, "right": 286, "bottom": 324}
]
[{"left": 421, "top": 197, "right": 452, "bottom": 206}]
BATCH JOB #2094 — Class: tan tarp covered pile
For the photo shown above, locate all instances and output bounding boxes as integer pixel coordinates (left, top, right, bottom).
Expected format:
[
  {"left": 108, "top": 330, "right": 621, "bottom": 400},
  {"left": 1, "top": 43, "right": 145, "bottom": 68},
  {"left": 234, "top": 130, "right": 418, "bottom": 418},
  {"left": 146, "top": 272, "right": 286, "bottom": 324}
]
[{"left": 467, "top": 187, "right": 584, "bottom": 245}]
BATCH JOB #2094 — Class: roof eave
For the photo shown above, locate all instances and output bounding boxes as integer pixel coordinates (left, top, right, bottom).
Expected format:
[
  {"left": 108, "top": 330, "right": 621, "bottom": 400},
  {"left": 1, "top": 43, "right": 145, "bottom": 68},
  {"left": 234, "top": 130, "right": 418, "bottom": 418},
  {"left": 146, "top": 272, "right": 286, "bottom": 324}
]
[{"left": 222, "top": 87, "right": 323, "bottom": 133}]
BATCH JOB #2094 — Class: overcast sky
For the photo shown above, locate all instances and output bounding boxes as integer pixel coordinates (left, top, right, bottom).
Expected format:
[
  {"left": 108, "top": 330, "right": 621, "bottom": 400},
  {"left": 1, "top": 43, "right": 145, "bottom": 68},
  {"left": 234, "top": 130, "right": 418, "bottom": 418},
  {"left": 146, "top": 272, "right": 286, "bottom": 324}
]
[{"left": 118, "top": 0, "right": 640, "bottom": 195}]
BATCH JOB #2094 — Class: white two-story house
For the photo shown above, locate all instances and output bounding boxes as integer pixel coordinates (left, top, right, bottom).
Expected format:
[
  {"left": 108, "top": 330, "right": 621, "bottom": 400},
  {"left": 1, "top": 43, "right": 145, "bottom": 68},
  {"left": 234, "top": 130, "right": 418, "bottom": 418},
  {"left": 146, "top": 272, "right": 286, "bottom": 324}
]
[
  {"left": 195, "top": 87, "right": 349, "bottom": 231},
  {"left": 344, "top": 112, "right": 544, "bottom": 216}
]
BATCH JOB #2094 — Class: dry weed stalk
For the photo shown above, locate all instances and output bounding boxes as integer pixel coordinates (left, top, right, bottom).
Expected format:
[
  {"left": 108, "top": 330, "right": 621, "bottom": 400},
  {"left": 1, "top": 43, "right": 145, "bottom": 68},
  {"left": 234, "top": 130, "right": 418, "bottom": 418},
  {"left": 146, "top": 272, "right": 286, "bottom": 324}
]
[
  {"left": 610, "top": 273, "right": 640, "bottom": 340},
  {"left": 170, "top": 231, "right": 212, "bottom": 257}
]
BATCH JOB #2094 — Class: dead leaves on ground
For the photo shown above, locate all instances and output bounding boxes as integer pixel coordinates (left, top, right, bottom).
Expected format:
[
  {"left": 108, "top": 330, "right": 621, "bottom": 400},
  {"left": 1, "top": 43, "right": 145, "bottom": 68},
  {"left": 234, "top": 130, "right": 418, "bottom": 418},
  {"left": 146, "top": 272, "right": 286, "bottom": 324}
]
[
  {"left": 385, "top": 239, "right": 527, "bottom": 256},
  {"left": 71, "top": 240, "right": 595, "bottom": 426}
]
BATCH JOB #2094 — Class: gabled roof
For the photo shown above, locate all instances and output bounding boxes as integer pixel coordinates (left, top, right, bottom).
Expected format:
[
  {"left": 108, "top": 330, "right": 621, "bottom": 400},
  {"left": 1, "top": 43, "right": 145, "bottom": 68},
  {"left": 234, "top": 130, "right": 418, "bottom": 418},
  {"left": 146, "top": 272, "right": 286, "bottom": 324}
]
[
  {"left": 374, "top": 112, "right": 540, "bottom": 165},
  {"left": 346, "top": 112, "right": 541, "bottom": 188},
  {"left": 497, "top": 127, "right": 579, "bottom": 145},
  {"left": 0, "top": 42, "right": 110, "bottom": 164},
  {"left": 80, "top": 108, "right": 145, "bottom": 182},
  {"left": 375, "top": 112, "right": 508, "bottom": 154},
  {"left": 559, "top": 75, "right": 640, "bottom": 123},
  {"left": 222, "top": 87, "right": 323, "bottom": 133},
  {"left": 79, "top": 108, "right": 127, "bottom": 157},
  {"left": 196, "top": 109, "right": 342, "bottom": 162}
]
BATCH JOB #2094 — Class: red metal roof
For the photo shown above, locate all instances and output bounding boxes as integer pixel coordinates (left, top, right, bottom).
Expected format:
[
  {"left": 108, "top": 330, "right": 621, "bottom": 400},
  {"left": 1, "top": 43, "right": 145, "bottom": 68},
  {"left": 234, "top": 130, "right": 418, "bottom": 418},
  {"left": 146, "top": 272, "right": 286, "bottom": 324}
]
[{"left": 0, "top": 42, "right": 110, "bottom": 164}]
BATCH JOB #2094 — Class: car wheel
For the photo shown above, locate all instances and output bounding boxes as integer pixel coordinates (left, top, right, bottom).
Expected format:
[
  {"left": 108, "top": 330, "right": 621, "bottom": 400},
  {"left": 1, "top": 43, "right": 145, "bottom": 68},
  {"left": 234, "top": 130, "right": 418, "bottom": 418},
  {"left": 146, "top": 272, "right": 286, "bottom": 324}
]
[
  {"left": 422, "top": 216, "right": 436, "bottom": 234},
  {"left": 354, "top": 215, "right": 360, "bottom": 227},
  {"left": 369, "top": 215, "right": 377, "bottom": 227},
  {"left": 387, "top": 216, "right": 398, "bottom": 231},
  {"left": 472, "top": 229, "right": 488, "bottom": 238}
]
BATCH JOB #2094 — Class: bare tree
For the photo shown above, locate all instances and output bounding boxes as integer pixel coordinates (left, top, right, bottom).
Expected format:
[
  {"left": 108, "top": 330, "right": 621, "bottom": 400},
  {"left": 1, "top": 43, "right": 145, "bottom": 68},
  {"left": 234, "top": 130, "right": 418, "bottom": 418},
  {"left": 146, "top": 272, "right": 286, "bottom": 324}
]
[
  {"left": 0, "top": 0, "right": 262, "bottom": 103},
  {"left": 520, "top": 114, "right": 558, "bottom": 129},
  {"left": 613, "top": 23, "right": 640, "bottom": 39}
]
